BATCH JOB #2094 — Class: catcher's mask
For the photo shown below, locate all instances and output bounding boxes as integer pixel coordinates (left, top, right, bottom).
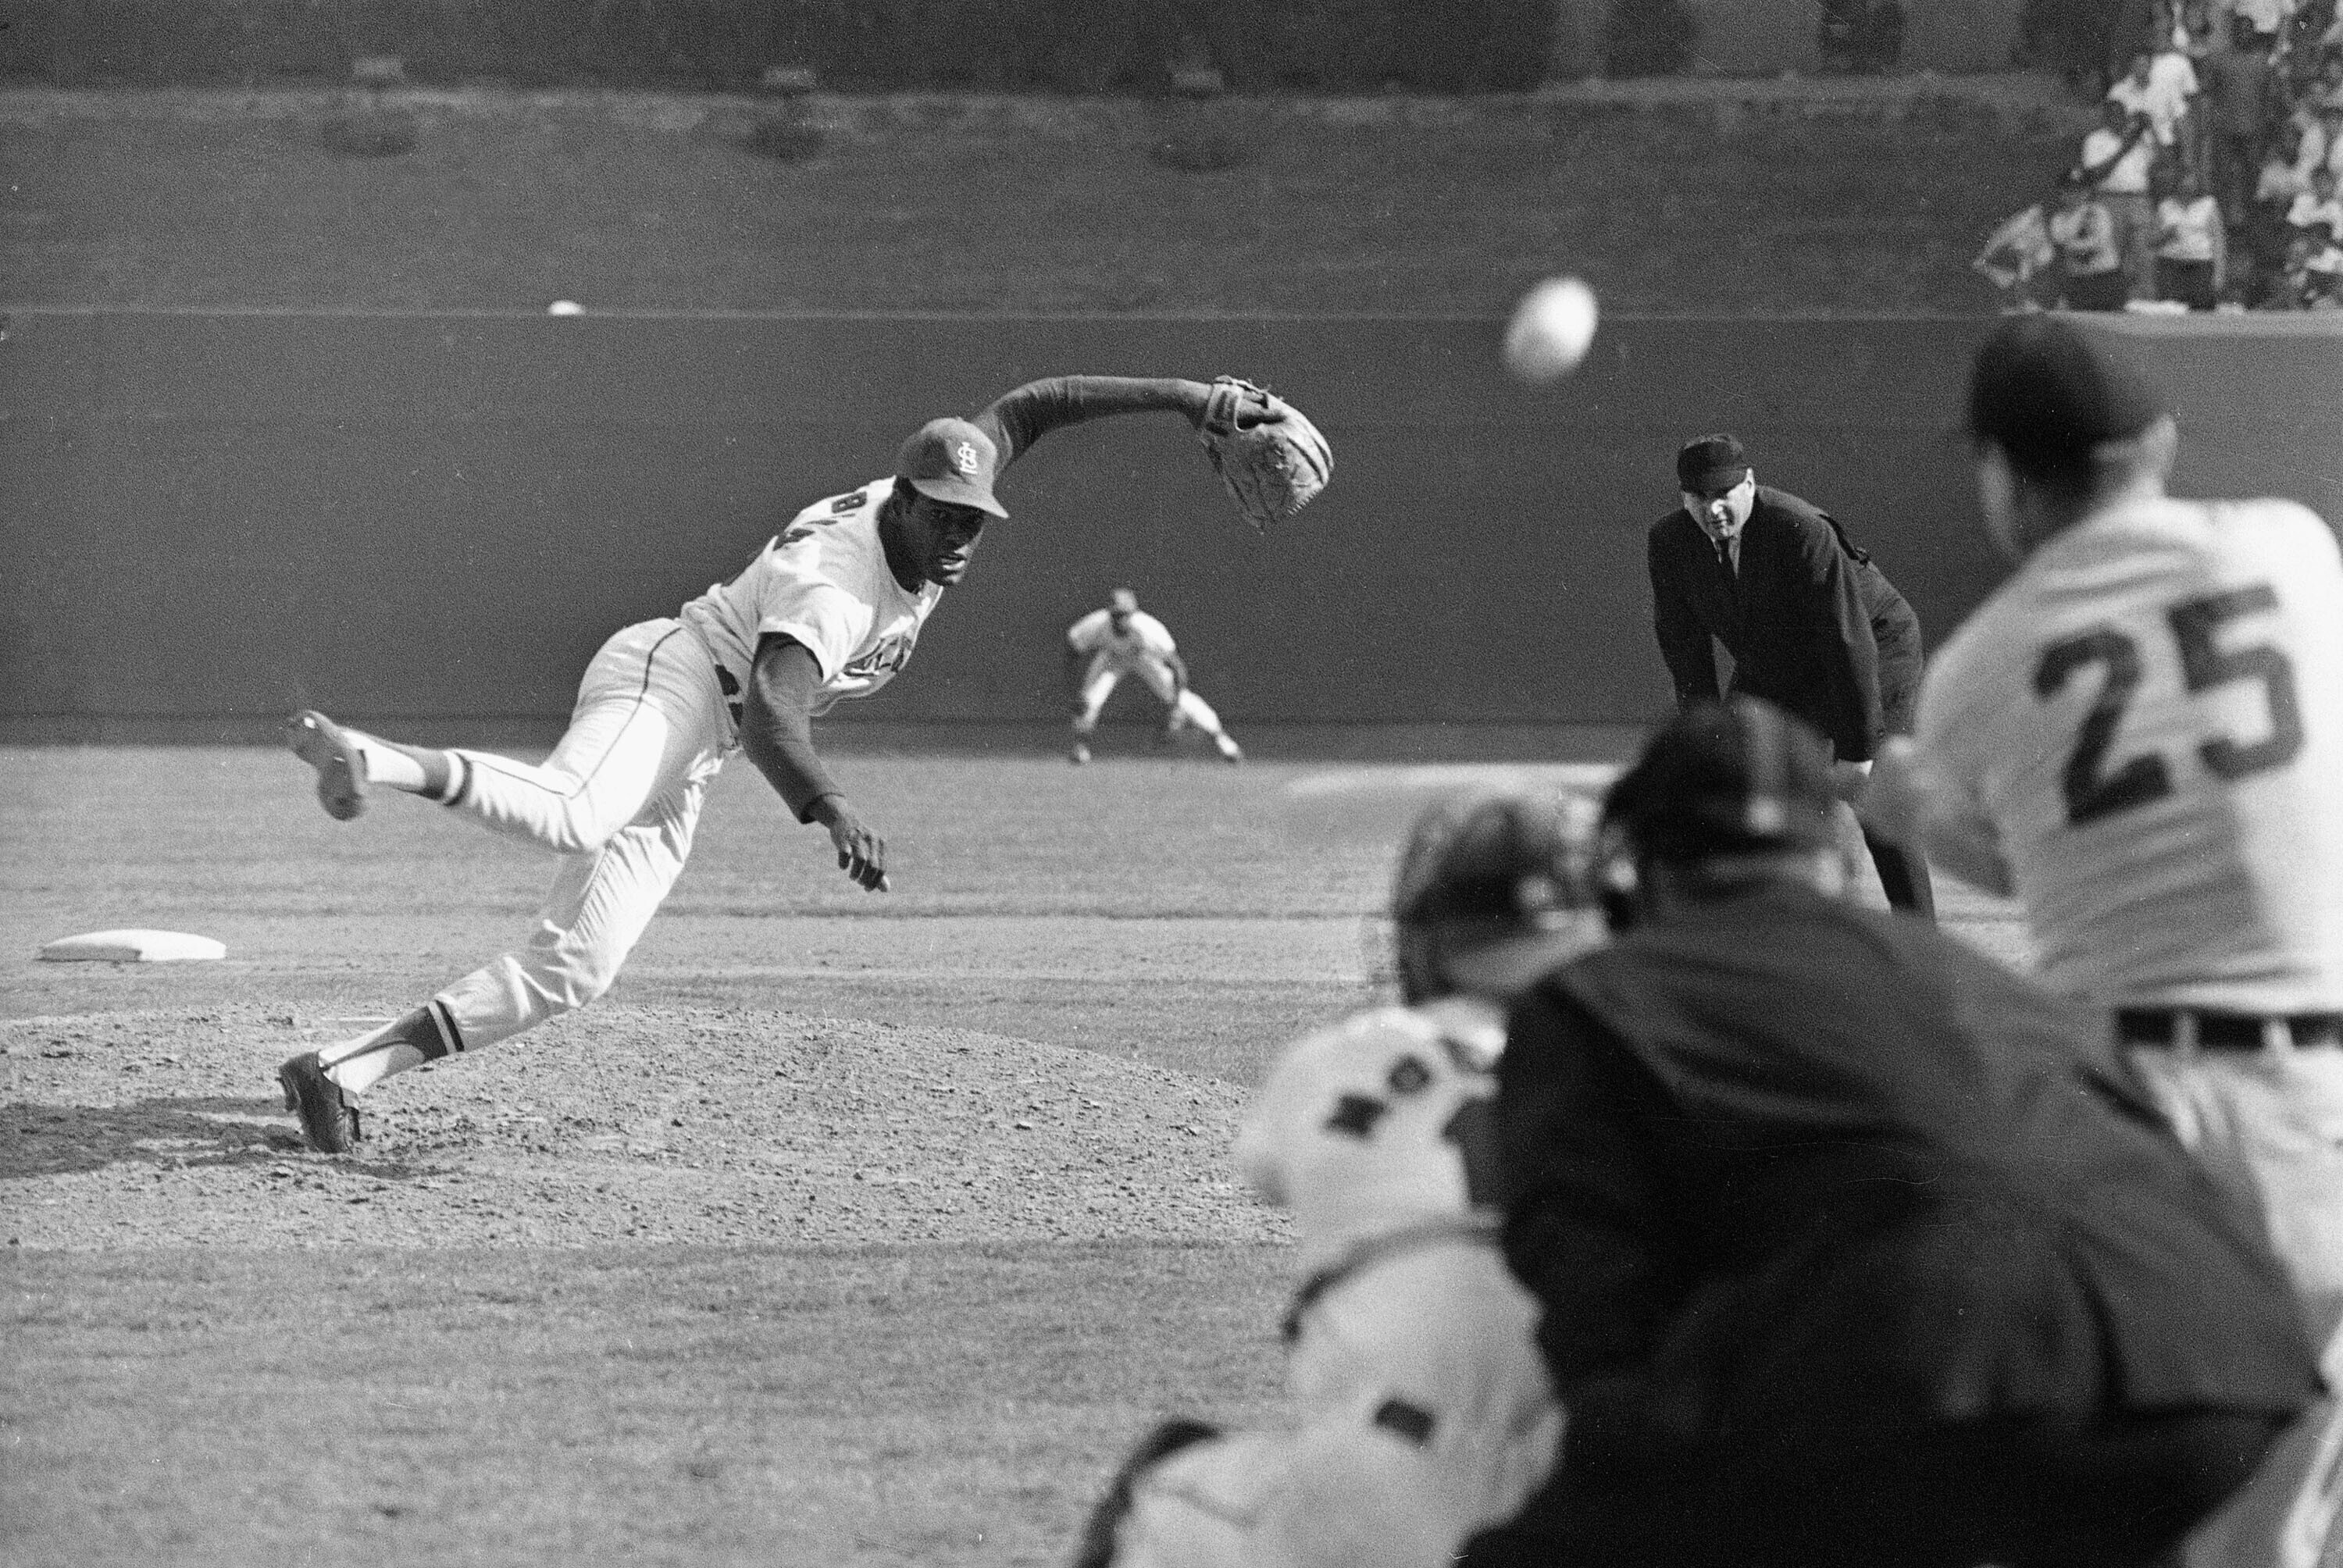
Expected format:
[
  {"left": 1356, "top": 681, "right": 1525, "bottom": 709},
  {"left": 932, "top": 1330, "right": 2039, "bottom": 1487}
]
[{"left": 1390, "top": 785, "right": 1605, "bottom": 1005}]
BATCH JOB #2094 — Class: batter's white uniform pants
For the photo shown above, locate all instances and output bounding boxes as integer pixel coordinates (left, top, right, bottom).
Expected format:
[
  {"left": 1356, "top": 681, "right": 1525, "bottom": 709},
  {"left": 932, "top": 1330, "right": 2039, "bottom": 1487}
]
[
  {"left": 1107, "top": 1239, "right": 1562, "bottom": 1568},
  {"left": 2134, "top": 1039, "right": 2343, "bottom": 1568},
  {"left": 1075, "top": 654, "right": 1225, "bottom": 736},
  {"left": 429, "top": 618, "right": 733, "bottom": 1053}
]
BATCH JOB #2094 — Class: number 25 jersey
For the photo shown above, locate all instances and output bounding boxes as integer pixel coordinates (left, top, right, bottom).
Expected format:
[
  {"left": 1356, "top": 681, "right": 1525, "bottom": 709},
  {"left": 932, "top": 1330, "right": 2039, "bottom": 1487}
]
[{"left": 1917, "top": 497, "right": 2343, "bottom": 1010}]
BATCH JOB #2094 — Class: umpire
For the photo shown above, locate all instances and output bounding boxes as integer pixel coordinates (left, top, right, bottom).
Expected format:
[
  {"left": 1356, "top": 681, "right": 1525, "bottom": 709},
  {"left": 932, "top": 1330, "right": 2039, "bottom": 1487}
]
[
  {"left": 1466, "top": 697, "right": 2320, "bottom": 1568},
  {"left": 1646, "top": 434, "right": 1934, "bottom": 915}
]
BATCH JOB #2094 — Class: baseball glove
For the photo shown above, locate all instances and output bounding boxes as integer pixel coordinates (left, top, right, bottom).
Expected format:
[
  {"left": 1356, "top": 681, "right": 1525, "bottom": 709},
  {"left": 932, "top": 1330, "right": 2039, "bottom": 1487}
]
[{"left": 1196, "top": 376, "right": 1332, "bottom": 531}]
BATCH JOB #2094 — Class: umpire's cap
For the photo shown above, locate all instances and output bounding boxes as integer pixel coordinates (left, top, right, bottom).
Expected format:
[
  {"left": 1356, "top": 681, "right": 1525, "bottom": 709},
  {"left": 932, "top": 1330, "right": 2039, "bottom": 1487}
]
[
  {"left": 1966, "top": 315, "right": 2167, "bottom": 486},
  {"left": 1392, "top": 786, "right": 1604, "bottom": 932},
  {"left": 1603, "top": 697, "right": 1840, "bottom": 864},
  {"left": 897, "top": 417, "right": 1008, "bottom": 519},
  {"left": 1675, "top": 433, "right": 1750, "bottom": 494}
]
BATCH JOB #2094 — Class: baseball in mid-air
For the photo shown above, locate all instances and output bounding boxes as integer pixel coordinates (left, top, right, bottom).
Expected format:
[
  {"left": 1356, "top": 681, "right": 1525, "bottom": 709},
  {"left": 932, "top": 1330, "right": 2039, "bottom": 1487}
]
[
  {"left": 547, "top": 299, "right": 583, "bottom": 316},
  {"left": 1502, "top": 276, "right": 1599, "bottom": 383}
]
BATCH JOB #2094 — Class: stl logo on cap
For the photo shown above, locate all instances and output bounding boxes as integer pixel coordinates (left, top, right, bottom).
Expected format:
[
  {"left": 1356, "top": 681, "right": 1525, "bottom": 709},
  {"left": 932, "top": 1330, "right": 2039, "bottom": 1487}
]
[{"left": 953, "top": 440, "right": 980, "bottom": 476}]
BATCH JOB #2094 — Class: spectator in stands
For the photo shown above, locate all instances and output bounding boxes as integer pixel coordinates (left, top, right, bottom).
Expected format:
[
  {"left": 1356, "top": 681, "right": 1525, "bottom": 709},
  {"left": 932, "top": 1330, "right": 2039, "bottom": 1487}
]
[
  {"left": 2288, "top": 164, "right": 2343, "bottom": 242},
  {"left": 1971, "top": 182, "right": 2058, "bottom": 311},
  {"left": 2263, "top": 227, "right": 2343, "bottom": 303},
  {"left": 2049, "top": 172, "right": 2131, "bottom": 309},
  {"left": 2310, "top": 238, "right": 2343, "bottom": 305},
  {"left": 2318, "top": 95, "right": 2343, "bottom": 176},
  {"left": 2155, "top": 164, "right": 2231, "bottom": 305},
  {"left": 2110, "top": 41, "right": 2204, "bottom": 171},
  {"left": 2200, "top": 16, "right": 2283, "bottom": 211},
  {"left": 2271, "top": 94, "right": 2332, "bottom": 191},
  {"left": 2081, "top": 98, "right": 2161, "bottom": 298},
  {"left": 2261, "top": 231, "right": 2320, "bottom": 304},
  {"left": 2177, "top": 0, "right": 2222, "bottom": 59},
  {"left": 2233, "top": 0, "right": 2301, "bottom": 45}
]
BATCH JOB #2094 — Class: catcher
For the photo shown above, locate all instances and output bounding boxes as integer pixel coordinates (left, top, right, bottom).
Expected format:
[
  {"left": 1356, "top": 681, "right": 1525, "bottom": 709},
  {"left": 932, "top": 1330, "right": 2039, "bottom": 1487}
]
[
  {"left": 273, "top": 374, "right": 1330, "bottom": 1153},
  {"left": 1068, "top": 785, "right": 1604, "bottom": 1568}
]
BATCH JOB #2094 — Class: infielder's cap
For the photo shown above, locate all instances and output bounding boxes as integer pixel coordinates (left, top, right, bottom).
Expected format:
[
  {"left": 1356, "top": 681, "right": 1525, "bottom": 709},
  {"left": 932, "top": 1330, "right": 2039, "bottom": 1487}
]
[
  {"left": 1110, "top": 588, "right": 1139, "bottom": 613},
  {"left": 1965, "top": 315, "right": 2166, "bottom": 484},
  {"left": 896, "top": 417, "right": 1007, "bottom": 519},
  {"left": 1603, "top": 697, "right": 1839, "bottom": 864},
  {"left": 1675, "top": 433, "right": 1750, "bottom": 494},
  {"left": 1392, "top": 786, "right": 1604, "bottom": 931}
]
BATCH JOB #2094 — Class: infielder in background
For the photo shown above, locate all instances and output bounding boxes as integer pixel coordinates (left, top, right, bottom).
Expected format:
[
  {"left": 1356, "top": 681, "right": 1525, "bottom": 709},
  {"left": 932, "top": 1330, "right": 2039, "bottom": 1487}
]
[
  {"left": 1860, "top": 315, "right": 2343, "bottom": 1568},
  {"left": 1063, "top": 588, "right": 1243, "bottom": 764},
  {"left": 274, "top": 374, "right": 1330, "bottom": 1154},
  {"left": 1069, "top": 786, "right": 1607, "bottom": 1568},
  {"left": 1470, "top": 698, "right": 2318, "bottom": 1568},
  {"left": 1646, "top": 433, "right": 1936, "bottom": 917}
]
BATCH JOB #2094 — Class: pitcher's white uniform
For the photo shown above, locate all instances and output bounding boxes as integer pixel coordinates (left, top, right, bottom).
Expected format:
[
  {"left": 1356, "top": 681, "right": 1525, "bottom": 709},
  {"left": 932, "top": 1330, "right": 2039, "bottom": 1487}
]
[
  {"left": 1067, "top": 604, "right": 1232, "bottom": 743},
  {"left": 1109, "top": 996, "right": 1564, "bottom": 1568},
  {"left": 1909, "top": 494, "right": 2343, "bottom": 1567},
  {"left": 430, "top": 479, "right": 937, "bottom": 1051}
]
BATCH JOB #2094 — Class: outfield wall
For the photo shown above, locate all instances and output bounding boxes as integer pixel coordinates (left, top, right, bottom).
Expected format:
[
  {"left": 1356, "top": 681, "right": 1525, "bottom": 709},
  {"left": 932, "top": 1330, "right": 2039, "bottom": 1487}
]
[{"left": 2, "top": 311, "right": 2336, "bottom": 739}]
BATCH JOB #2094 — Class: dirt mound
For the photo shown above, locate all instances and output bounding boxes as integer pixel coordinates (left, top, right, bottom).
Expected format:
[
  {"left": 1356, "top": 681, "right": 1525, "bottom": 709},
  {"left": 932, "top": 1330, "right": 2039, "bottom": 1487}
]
[{"left": 0, "top": 1004, "right": 1291, "bottom": 1251}]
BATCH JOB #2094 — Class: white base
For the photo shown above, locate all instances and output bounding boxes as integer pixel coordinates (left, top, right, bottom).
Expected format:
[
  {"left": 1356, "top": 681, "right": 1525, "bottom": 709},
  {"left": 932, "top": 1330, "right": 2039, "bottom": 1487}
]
[{"left": 38, "top": 928, "right": 227, "bottom": 963}]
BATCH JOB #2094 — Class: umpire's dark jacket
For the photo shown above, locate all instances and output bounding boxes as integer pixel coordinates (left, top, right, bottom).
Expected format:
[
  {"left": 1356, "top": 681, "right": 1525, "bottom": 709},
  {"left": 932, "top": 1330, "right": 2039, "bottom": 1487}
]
[
  {"left": 1647, "top": 487, "right": 1921, "bottom": 763},
  {"left": 1495, "top": 883, "right": 2317, "bottom": 1449}
]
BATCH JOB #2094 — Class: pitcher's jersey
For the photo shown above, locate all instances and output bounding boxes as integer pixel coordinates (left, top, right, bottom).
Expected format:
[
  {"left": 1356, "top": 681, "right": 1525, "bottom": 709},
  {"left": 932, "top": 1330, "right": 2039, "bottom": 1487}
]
[
  {"left": 1236, "top": 996, "right": 1506, "bottom": 1275},
  {"left": 1916, "top": 496, "right": 2343, "bottom": 1010},
  {"left": 1068, "top": 607, "right": 1179, "bottom": 669},
  {"left": 681, "top": 478, "right": 943, "bottom": 718}
]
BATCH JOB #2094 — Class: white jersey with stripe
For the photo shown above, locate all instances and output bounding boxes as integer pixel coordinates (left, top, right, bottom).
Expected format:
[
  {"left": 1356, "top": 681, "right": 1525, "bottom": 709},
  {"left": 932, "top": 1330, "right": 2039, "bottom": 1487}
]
[
  {"left": 1236, "top": 995, "right": 1506, "bottom": 1276},
  {"left": 1915, "top": 495, "right": 2343, "bottom": 1010},
  {"left": 679, "top": 477, "right": 942, "bottom": 718},
  {"left": 1068, "top": 607, "right": 1179, "bottom": 668}
]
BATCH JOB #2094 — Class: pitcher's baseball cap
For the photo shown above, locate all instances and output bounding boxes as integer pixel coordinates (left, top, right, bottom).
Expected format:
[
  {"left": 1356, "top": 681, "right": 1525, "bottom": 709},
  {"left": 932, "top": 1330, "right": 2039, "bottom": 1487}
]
[
  {"left": 1676, "top": 434, "right": 1750, "bottom": 494},
  {"left": 1109, "top": 588, "right": 1139, "bottom": 613},
  {"left": 896, "top": 418, "right": 1007, "bottom": 519},
  {"left": 1965, "top": 315, "right": 2167, "bottom": 486},
  {"left": 1603, "top": 697, "right": 1840, "bottom": 864}
]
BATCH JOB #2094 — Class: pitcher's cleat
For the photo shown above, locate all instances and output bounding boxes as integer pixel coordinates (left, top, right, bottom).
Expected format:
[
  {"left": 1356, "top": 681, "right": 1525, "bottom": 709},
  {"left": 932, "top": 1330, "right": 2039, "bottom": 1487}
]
[
  {"left": 1069, "top": 742, "right": 1093, "bottom": 765},
  {"left": 1217, "top": 738, "right": 1245, "bottom": 764},
  {"left": 278, "top": 1051, "right": 362, "bottom": 1153},
  {"left": 284, "top": 710, "right": 367, "bottom": 821}
]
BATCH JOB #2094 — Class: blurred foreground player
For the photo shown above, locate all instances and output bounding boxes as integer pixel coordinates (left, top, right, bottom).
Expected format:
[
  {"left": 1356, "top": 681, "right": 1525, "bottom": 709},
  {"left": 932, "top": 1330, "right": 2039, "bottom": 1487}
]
[
  {"left": 1860, "top": 313, "right": 2343, "bottom": 1567},
  {"left": 1468, "top": 697, "right": 2317, "bottom": 1568},
  {"left": 275, "top": 376, "right": 1329, "bottom": 1153},
  {"left": 1063, "top": 589, "right": 1243, "bottom": 764},
  {"left": 1069, "top": 786, "right": 1608, "bottom": 1568},
  {"left": 1646, "top": 434, "right": 1935, "bottom": 916}
]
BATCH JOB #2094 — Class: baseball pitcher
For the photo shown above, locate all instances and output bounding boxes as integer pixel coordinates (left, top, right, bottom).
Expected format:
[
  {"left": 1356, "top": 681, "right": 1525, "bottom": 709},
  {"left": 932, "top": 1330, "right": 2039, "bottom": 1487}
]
[{"left": 276, "top": 375, "right": 1329, "bottom": 1153}]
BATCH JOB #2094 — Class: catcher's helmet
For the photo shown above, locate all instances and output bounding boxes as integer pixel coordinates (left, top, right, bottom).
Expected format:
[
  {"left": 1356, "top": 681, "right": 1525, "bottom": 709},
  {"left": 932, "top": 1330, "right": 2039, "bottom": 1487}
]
[{"left": 1390, "top": 785, "right": 1604, "bottom": 1004}]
